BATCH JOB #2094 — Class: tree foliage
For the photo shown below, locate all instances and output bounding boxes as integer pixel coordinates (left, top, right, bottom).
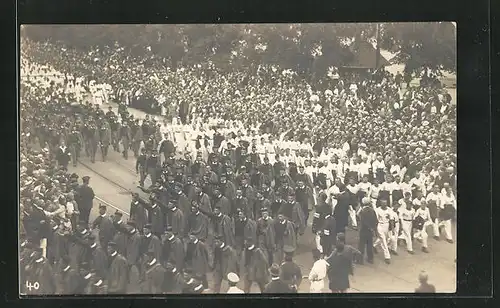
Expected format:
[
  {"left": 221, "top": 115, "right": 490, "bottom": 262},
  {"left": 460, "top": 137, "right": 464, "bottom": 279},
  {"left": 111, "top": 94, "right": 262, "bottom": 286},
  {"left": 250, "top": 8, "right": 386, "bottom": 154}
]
[{"left": 22, "top": 23, "right": 456, "bottom": 76}]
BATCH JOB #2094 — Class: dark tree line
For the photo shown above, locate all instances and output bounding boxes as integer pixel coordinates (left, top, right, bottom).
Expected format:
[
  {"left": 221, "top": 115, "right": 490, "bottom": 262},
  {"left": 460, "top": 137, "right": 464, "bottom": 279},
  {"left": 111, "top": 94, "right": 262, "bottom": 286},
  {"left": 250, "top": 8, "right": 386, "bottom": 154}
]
[{"left": 23, "top": 23, "right": 456, "bottom": 77}]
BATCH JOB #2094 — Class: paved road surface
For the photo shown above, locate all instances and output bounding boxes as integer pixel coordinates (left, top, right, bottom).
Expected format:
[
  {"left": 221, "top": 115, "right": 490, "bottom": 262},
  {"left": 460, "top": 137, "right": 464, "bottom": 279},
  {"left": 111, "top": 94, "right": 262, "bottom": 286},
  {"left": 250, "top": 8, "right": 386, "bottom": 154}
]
[{"left": 69, "top": 100, "right": 456, "bottom": 293}]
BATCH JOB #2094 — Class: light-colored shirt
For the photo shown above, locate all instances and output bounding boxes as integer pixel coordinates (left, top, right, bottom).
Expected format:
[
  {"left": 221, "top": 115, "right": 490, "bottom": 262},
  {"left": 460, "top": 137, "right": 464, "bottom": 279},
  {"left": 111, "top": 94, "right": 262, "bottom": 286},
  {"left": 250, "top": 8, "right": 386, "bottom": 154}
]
[
  {"left": 399, "top": 207, "right": 415, "bottom": 221},
  {"left": 415, "top": 207, "right": 431, "bottom": 221},
  {"left": 440, "top": 194, "right": 456, "bottom": 209},
  {"left": 375, "top": 207, "right": 392, "bottom": 224},
  {"left": 227, "top": 286, "right": 245, "bottom": 294},
  {"left": 426, "top": 192, "right": 442, "bottom": 207}
]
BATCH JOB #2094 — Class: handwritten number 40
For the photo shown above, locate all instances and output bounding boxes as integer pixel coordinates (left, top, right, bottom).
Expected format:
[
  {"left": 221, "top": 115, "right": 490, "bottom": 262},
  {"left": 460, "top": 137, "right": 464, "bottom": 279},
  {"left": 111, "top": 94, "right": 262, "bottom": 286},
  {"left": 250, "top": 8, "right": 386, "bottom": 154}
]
[{"left": 26, "top": 281, "right": 40, "bottom": 291}]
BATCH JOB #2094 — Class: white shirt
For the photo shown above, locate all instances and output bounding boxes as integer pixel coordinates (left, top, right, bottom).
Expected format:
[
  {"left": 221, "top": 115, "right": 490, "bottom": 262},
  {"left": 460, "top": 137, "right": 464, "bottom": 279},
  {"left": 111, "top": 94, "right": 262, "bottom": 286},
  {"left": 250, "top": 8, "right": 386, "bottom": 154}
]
[
  {"left": 399, "top": 207, "right": 415, "bottom": 221},
  {"left": 400, "top": 182, "right": 412, "bottom": 196},
  {"left": 375, "top": 207, "right": 392, "bottom": 224},
  {"left": 227, "top": 286, "right": 245, "bottom": 294},
  {"left": 368, "top": 184, "right": 381, "bottom": 199},
  {"left": 440, "top": 194, "right": 456, "bottom": 209},
  {"left": 358, "top": 182, "right": 371, "bottom": 194},
  {"left": 309, "top": 259, "right": 328, "bottom": 281},
  {"left": 426, "top": 192, "right": 442, "bottom": 207},
  {"left": 372, "top": 160, "right": 385, "bottom": 171},
  {"left": 347, "top": 184, "right": 359, "bottom": 195},
  {"left": 358, "top": 162, "right": 371, "bottom": 176},
  {"left": 415, "top": 207, "right": 431, "bottom": 221}
]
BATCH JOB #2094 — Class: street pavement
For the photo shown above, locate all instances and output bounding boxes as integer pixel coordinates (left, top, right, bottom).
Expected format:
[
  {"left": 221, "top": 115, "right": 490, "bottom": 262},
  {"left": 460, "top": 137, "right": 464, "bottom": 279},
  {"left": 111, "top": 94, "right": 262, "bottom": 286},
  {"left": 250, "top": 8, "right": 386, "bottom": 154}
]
[{"left": 69, "top": 100, "right": 456, "bottom": 293}]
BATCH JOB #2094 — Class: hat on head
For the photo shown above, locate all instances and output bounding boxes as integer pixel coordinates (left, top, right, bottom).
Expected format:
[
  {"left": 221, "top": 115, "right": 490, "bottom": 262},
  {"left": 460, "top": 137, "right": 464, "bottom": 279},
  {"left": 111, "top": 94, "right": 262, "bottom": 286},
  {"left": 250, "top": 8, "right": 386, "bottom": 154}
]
[
  {"left": 107, "top": 242, "right": 117, "bottom": 248},
  {"left": 82, "top": 176, "right": 90, "bottom": 181},
  {"left": 127, "top": 221, "right": 136, "bottom": 228},
  {"left": 114, "top": 210, "right": 123, "bottom": 217},
  {"left": 99, "top": 204, "right": 106, "bottom": 209},
  {"left": 283, "top": 245, "right": 295, "bottom": 255},
  {"left": 269, "top": 264, "right": 280, "bottom": 277},
  {"left": 144, "top": 223, "right": 152, "bottom": 229},
  {"left": 227, "top": 272, "right": 240, "bottom": 283}
]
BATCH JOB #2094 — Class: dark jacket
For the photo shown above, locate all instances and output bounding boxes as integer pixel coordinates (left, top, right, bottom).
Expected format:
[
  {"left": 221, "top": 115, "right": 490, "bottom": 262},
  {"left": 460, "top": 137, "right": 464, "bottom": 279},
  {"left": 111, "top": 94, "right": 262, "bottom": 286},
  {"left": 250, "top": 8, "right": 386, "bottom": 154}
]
[{"left": 263, "top": 278, "right": 296, "bottom": 293}]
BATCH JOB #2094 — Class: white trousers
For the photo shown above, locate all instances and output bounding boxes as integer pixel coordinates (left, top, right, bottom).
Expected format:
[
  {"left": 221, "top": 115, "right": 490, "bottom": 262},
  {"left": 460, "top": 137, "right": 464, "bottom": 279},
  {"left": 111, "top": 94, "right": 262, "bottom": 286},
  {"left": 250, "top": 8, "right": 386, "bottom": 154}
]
[
  {"left": 414, "top": 221, "right": 431, "bottom": 248},
  {"left": 39, "top": 238, "right": 47, "bottom": 258},
  {"left": 374, "top": 223, "right": 391, "bottom": 259},
  {"left": 399, "top": 220, "right": 413, "bottom": 252},
  {"left": 310, "top": 280, "right": 325, "bottom": 293},
  {"left": 388, "top": 222, "right": 399, "bottom": 251},
  {"left": 348, "top": 205, "right": 358, "bottom": 227},
  {"left": 439, "top": 219, "right": 453, "bottom": 240},
  {"left": 315, "top": 234, "right": 323, "bottom": 253}
]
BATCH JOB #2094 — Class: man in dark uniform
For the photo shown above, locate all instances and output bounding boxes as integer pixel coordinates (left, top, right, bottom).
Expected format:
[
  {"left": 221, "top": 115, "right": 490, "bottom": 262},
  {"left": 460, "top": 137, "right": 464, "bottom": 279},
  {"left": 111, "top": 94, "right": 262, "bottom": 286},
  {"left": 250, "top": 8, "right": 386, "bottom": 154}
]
[
  {"left": 212, "top": 237, "right": 239, "bottom": 293},
  {"left": 279, "top": 246, "right": 302, "bottom": 292},
  {"left": 256, "top": 207, "right": 276, "bottom": 265},
  {"left": 135, "top": 148, "right": 148, "bottom": 187},
  {"left": 159, "top": 133, "right": 176, "bottom": 162},
  {"left": 98, "top": 119, "right": 112, "bottom": 161},
  {"left": 120, "top": 121, "right": 132, "bottom": 159},
  {"left": 87, "top": 235, "right": 109, "bottom": 282},
  {"left": 67, "top": 126, "right": 83, "bottom": 167},
  {"left": 263, "top": 263, "right": 295, "bottom": 293},
  {"left": 24, "top": 247, "right": 56, "bottom": 295},
  {"left": 139, "top": 224, "right": 163, "bottom": 275},
  {"left": 239, "top": 241, "right": 270, "bottom": 293},
  {"left": 179, "top": 100, "right": 190, "bottom": 125},
  {"left": 131, "top": 119, "right": 143, "bottom": 158},
  {"left": 141, "top": 249, "right": 167, "bottom": 294},
  {"left": 76, "top": 176, "right": 95, "bottom": 226},
  {"left": 55, "top": 140, "right": 71, "bottom": 170},
  {"left": 273, "top": 213, "right": 297, "bottom": 264},
  {"left": 186, "top": 204, "right": 210, "bottom": 243},
  {"left": 333, "top": 184, "right": 350, "bottom": 235},
  {"left": 106, "top": 242, "right": 128, "bottom": 294},
  {"left": 358, "top": 197, "right": 378, "bottom": 264},
  {"left": 213, "top": 189, "right": 232, "bottom": 217},
  {"left": 259, "top": 156, "right": 275, "bottom": 185},
  {"left": 234, "top": 210, "right": 257, "bottom": 256},
  {"left": 146, "top": 149, "right": 160, "bottom": 187},
  {"left": 91, "top": 204, "right": 115, "bottom": 255},
  {"left": 87, "top": 122, "right": 100, "bottom": 163},
  {"left": 125, "top": 222, "right": 142, "bottom": 271},
  {"left": 295, "top": 180, "right": 313, "bottom": 222},
  {"left": 55, "top": 256, "right": 81, "bottom": 294},
  {"left": 129, "top": 193, "right": 148, "bottom": 232},
  {"left": 211, "top": 206, "right": 236, "bottom": 248},
  {"left": 161, "top": 231, "right": 185, "bottom": 272},
  {"left": 232, "top": 189, "right": 251, "bottom": 219},
  {"left": 185, "top": 235, "right": 211, "bottom": 289},
  {"left": 220, "top": 174, "right": 237, "bottom": 201},
  {"left": 166, "top": 201, "right": 186, "bottom": 237},
  {"left": 320, "top": 211, "right": 337, "bottom": 257}
]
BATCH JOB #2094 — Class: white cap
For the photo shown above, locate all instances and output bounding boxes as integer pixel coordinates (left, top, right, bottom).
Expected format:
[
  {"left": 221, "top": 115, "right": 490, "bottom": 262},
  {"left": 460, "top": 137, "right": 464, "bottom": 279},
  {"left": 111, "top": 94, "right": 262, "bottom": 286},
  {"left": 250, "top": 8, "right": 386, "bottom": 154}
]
[{"left": 227, "top": 272, "right": 239, "bottom": 283}]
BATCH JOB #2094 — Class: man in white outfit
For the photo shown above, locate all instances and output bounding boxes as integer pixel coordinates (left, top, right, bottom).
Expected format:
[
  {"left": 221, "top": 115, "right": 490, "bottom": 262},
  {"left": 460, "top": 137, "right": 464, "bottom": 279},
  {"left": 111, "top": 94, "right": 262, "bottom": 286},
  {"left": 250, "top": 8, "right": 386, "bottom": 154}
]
[
  {"left": 438, "top": 184, "right": 456, "bottom": 243},
  {"left": 398, "top": 193, "right": 415, "bottom": 254},
  {"left": 373, "top": 198, "right": 392, "bottom": 264},
  {"left": 426, "top": 185, "right": 442, "bottom": 240},
  {"left": 413, "top": 200, "right": 432, "bottom": 253},
  {"left": 308, "top": 249, "right": 328, "bottom": 293}
]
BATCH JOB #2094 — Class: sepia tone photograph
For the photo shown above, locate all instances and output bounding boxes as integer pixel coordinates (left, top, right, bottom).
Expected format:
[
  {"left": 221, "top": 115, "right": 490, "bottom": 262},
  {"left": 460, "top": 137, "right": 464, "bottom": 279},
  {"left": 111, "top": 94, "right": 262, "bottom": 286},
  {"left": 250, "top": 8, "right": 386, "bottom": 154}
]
[{"left": 19, "top": 23, "right": 456, "bottom": 295}]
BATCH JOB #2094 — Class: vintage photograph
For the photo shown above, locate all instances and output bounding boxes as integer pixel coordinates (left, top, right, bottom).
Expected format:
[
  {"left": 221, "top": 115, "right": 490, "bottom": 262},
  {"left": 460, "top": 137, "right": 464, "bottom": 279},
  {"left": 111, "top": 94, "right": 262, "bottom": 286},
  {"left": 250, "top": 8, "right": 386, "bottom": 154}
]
[{"left": 19, "top": 23, "right": 456, "bottom": 295}]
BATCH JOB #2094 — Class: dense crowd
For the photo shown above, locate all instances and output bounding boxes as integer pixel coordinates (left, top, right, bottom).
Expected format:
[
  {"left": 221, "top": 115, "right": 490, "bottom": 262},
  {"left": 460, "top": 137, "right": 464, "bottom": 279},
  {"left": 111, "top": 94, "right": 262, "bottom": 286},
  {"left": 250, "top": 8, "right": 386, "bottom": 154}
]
[{"left": 20, "top": 38, "right": 456, "bottom": 295}]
